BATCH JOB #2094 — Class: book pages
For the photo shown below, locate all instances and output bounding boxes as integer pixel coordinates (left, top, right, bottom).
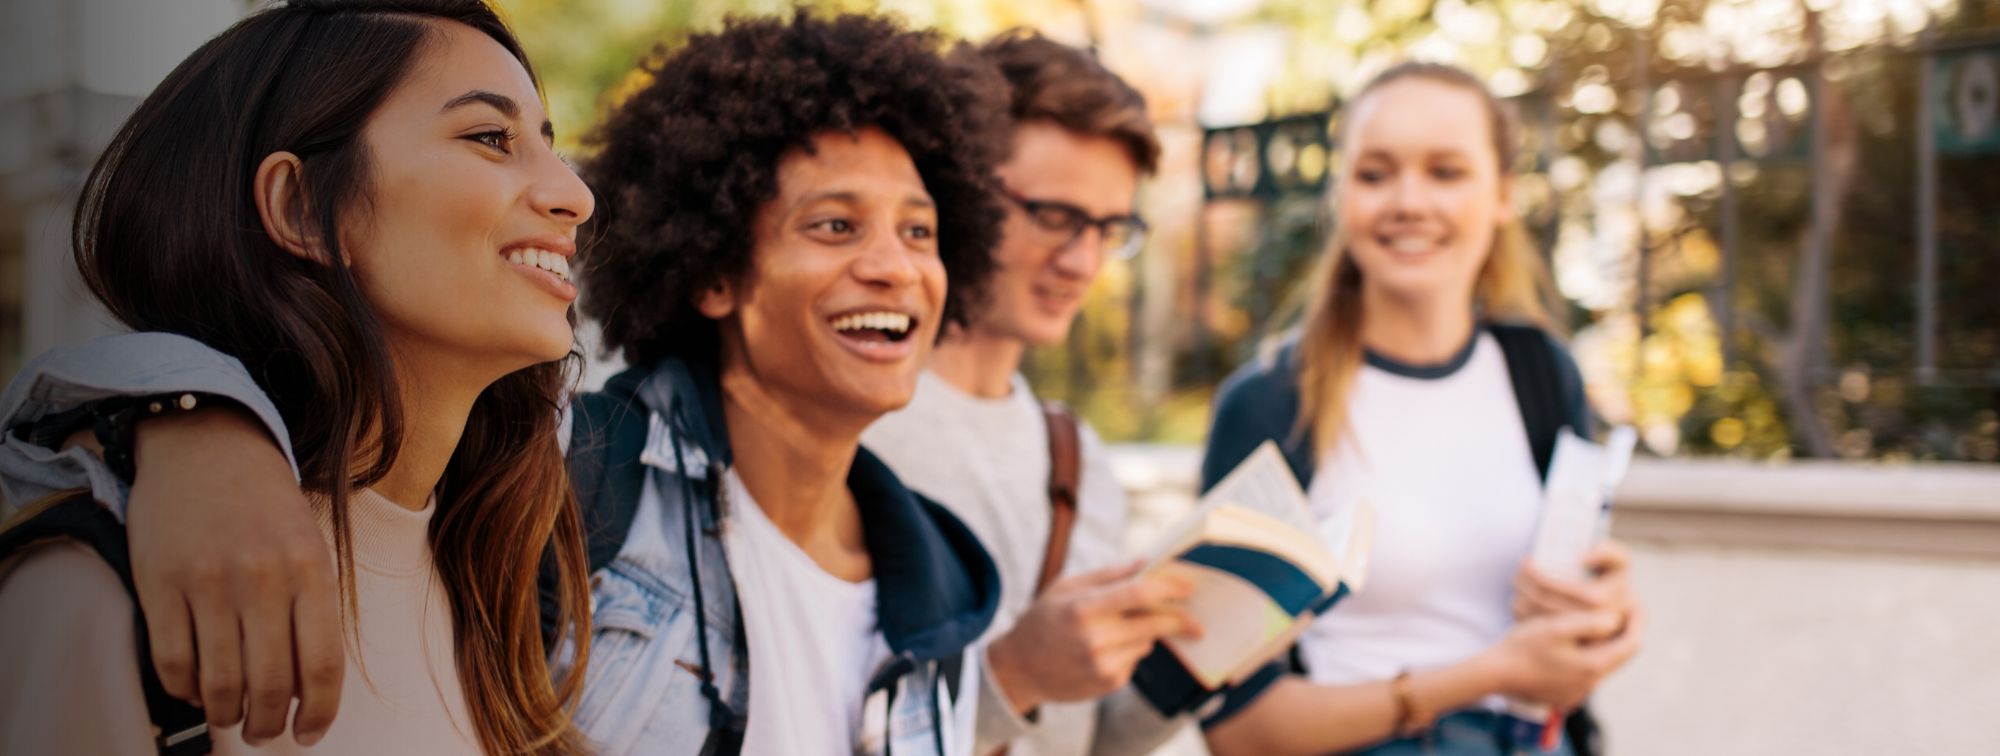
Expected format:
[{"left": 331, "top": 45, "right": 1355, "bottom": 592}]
[
  {"left": 1318, "top": 497, "right": 1378, "bottom": 591},
  {"left": 1131, "top": 441, "right": 1348, "bottom": 698},
  {"left": 1153, "top": 563, "right": 1297, "bottom": 688},
  {"left": 1529, "top": 428, "right": 1638, "bottom": 581},
  {"left": 1530, "top": 432, "right": 1607, "bottom": 582},
  {"left": 1199, "top": 441, "right": 1315, "bottom": 532}
]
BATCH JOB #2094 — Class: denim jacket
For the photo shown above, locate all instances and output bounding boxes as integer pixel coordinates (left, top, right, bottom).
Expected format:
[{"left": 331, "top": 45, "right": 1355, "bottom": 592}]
[
  {"left": 0, "top": 334, "right": 1002, "bottom": 755},
  {"left": 0, "top": 333, "right": 301, "bottom": 517},
  {"left": 560, "top": 357, "right": 1002, "bottom": 754}
]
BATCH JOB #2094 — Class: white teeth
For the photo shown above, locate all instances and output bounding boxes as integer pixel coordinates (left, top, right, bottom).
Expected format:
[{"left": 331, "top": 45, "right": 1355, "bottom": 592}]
[
  {"left": 1388, "top": 237, "right": 1436, "bottom": 253},
  {"left": 507, "top": 247, "right": 571, "bottom": 283},
  {"left": 831, "top": 311, "right": 911, "bottom": 334}
]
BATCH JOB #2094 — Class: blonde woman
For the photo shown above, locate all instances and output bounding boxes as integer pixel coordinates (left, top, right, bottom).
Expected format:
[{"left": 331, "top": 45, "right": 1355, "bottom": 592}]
[{"left": 1197, "top": 63, "right": 1643, "bottom": 756}]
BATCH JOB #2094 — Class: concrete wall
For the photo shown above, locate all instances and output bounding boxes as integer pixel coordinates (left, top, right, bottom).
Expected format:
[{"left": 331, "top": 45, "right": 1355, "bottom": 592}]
[
  {"left": 1106, "top": 446, "right": 2000, "bottom": 755},
  {"left": 1596, "top": 542, "right": 2000, "bottom": 755},
  {"left": 0, "top": 0, "right": 247, "bottom": 378}
]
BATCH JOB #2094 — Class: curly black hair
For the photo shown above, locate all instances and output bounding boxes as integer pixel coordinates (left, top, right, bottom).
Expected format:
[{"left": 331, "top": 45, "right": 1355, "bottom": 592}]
[{"left": 577, "top": 12, "right": 1010, "bottom": 366}]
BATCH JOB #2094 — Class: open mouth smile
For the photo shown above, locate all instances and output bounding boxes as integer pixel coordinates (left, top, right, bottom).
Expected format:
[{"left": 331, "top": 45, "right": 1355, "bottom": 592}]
[
  {"left": 1379, "top": 234, "right": 1451, "bottom": 256},
  {"left": 506, "top": 247, "right": 573, "bottom": 282},
  {"left": 827, "top": 309, "right": 920, "bottom": 361},
  {"left": 504, "top": 244, "right": 578, "bottom": 301}
]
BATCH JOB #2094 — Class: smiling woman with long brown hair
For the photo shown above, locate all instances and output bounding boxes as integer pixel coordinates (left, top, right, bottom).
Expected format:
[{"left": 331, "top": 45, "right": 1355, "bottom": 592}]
[{"left": 0, "top": 1, "right": 594, "bottom": 753}]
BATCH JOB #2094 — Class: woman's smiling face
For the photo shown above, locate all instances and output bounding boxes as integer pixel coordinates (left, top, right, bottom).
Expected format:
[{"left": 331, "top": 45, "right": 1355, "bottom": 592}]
[
  {"left": 339, "top": 20, "right": 594, "bottom": 376},
  {"left": 1337, "top": 77, "right": 1510, "bottom": 308}
]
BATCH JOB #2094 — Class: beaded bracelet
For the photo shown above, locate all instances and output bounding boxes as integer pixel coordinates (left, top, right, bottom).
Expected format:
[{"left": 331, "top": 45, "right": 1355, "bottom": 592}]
[{"left": 92, "top": 392, "right": 211, "bottom": 481}]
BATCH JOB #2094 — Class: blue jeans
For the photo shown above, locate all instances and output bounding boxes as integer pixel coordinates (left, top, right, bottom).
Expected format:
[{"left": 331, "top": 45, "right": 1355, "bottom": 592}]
[{"left": 1350, "top": 710, "right": 1573, "bottom": 756}]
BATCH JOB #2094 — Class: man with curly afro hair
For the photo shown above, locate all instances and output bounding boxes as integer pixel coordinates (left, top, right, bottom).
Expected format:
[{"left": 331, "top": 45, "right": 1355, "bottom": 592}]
[
  {"left": 858, "top": 28, "right": 1204, "bottom": 756},
  {"left": 559, "top": 12, "right": 1009, "bottom": 756}
]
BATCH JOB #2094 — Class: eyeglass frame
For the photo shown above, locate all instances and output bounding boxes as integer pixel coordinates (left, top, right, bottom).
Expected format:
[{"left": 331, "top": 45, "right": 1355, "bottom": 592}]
[{"left": 998, "top": 186, "right": 1149, "bottom": 260}]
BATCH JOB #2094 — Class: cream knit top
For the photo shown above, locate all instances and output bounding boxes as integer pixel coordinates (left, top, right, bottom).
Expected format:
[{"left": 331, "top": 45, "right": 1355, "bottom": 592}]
[{"left": 0, "top": 489, "right": 482, "bottom": 754}]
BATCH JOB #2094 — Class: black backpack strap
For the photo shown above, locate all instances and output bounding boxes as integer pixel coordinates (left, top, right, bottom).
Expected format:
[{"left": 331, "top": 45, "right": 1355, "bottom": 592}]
[
  {"left": 1490, "top": 324, "right": 1608, "bottom": 756},
  {"left": 540, "top": 386, "right": 652, "bottom": 650},
  {"left": 0, "top": 497, "right": 211, "bottom": 755},
  {"left": 938, "top": 651, "right": 965, "bottom": 700},
  {"left": 568, "top": 390, "right": 652, "bottom": 575},
  {"left": 1490, "top": 323, "right": 1571, "bottom": 482}
]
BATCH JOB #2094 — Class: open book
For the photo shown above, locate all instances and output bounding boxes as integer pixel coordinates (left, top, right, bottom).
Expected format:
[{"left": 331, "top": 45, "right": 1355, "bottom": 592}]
[{"left": 1131, "top": 442, "right": 1376, "bottom": 715}]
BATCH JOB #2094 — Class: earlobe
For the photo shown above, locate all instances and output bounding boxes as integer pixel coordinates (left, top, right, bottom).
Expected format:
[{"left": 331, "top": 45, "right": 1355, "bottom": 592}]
[
  {"left": 252, "top": 152, "right": 323, "bottom": 263},
  {"left": 694, "top": 280, "right": 737, "bottom": 320}
]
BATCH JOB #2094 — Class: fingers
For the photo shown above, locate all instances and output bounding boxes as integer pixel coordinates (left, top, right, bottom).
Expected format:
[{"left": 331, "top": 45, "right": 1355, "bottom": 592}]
[
  {"left": 1547, "top": 608, "right": 1624, "bottom": 645},
  {"left": 1086, "top": 569, "right": 1195, "bottom": 617},
  {"left": 190, "top": 589, "right": 247, "bottom": 731},
  {"left": 1514, "top": 572, "right": 1583, "bottom": 620},
  {"left": 1072, "top": 629, "right": 1163, "bottom": 695},
  {"left": 1588, "top": 606, "right": 1645, "bottom": 670},
  {"left": 238, "top": 598, "right": 296, "bottom": 745},
  {"left": 1097, "top": 608, "right": 1204, "bottom": 649},
  {"left": 136, "top": 584, "right": 201, "bottom": 706},
  {"left": 1091, "top": 637, "right": 1158, "bottom": 684},
  {"left": 289, "top": 578, "right": 344, "bottom": 746},
  {"left": 1583, "top": 541, "right": 1631, "bottom": 577},
  {"left": 1517, "top": 559, "right": 1610, "bottom": 613},
  {"left": 1514, "top": 569, "right": 1582, "bottom": 620},
  {"left": 1585, "top": 544, "right": 1638, "bottom": 617},
  {"left": 1047, "top": 559, "right": 1146, "bottom": 597}
]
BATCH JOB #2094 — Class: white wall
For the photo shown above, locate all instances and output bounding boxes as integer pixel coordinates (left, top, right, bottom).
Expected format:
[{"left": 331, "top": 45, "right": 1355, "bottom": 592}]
[{"left": 1, "top": 0, "right": 247, "bottom": 367}]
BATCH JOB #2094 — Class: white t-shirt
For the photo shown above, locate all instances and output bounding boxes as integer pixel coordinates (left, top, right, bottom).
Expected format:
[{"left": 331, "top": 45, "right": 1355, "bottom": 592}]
[
  {"left": 1297, "top": 333, "right": 1542, "bottom": 709},
  {"left": 722, "top": 470, "right": 894, "bottom": 756},
  {"left": 861, "top": 371, "right": 1129, "bottom": 756}
]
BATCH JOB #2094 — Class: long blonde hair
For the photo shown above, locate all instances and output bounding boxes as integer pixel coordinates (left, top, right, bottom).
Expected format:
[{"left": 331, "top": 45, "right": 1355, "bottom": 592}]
[{"left": 1294, "top": 62, "right": 1560, "bottom": 457}]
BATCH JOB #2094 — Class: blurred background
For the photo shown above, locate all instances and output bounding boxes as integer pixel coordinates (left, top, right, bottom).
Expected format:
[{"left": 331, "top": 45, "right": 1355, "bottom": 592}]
[{"left": 2, "top": 0, "right": 1996, "bottom": 753}]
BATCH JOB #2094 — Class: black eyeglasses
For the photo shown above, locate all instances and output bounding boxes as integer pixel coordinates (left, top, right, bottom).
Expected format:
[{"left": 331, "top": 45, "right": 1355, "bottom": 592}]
[{"left": 1000, "top": 187, "right": 1148, "bottom": 260}]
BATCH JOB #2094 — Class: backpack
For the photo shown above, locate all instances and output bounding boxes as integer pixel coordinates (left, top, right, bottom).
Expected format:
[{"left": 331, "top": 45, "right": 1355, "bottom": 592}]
[
  {"left": 0, "top": 495, "right": 213, "bottom": 755},
  {"left": 1489, "top": 324, "right": 1606, "bottom": 756}
]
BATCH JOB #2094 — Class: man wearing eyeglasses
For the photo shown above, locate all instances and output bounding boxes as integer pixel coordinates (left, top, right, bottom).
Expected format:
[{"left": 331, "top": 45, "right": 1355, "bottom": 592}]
[{"left": 861, "top": 29, "right": 1198, "bottom": 756}]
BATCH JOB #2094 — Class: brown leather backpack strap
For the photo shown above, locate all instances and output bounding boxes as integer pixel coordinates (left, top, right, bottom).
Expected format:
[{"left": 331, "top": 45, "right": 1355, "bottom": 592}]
[{"left": 1036, "top": 402, "right": 1083, "bottom": 595}]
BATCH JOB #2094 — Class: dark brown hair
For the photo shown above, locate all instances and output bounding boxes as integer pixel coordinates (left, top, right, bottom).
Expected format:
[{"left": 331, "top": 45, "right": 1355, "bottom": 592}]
[
  {"left": 71, "top": 1, "right": 589, "bottom": 752},
  {"left": 578, "top": 12, "right": 1010, "bottom": 366},
  {"left": 978, "top": 28, "right": 1159, "bottom": 174}
]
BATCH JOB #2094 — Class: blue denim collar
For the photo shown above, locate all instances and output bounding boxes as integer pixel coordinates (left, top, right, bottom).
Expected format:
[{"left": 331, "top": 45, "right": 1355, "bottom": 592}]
[{"left": 617, "top": 357, "right": 998, "bottom": 661}]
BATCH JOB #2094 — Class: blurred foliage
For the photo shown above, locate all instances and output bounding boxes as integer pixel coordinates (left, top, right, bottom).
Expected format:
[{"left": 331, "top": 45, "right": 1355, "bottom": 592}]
[
  {"left": 492, "top": 0, "right": 1086, "bottom": 153},
  {"left": 1164, "top": 0, "right": 2000, "bottom": 462},
  {"left": 490, "top": 0, "right": 1999, "bottom": 461}
]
